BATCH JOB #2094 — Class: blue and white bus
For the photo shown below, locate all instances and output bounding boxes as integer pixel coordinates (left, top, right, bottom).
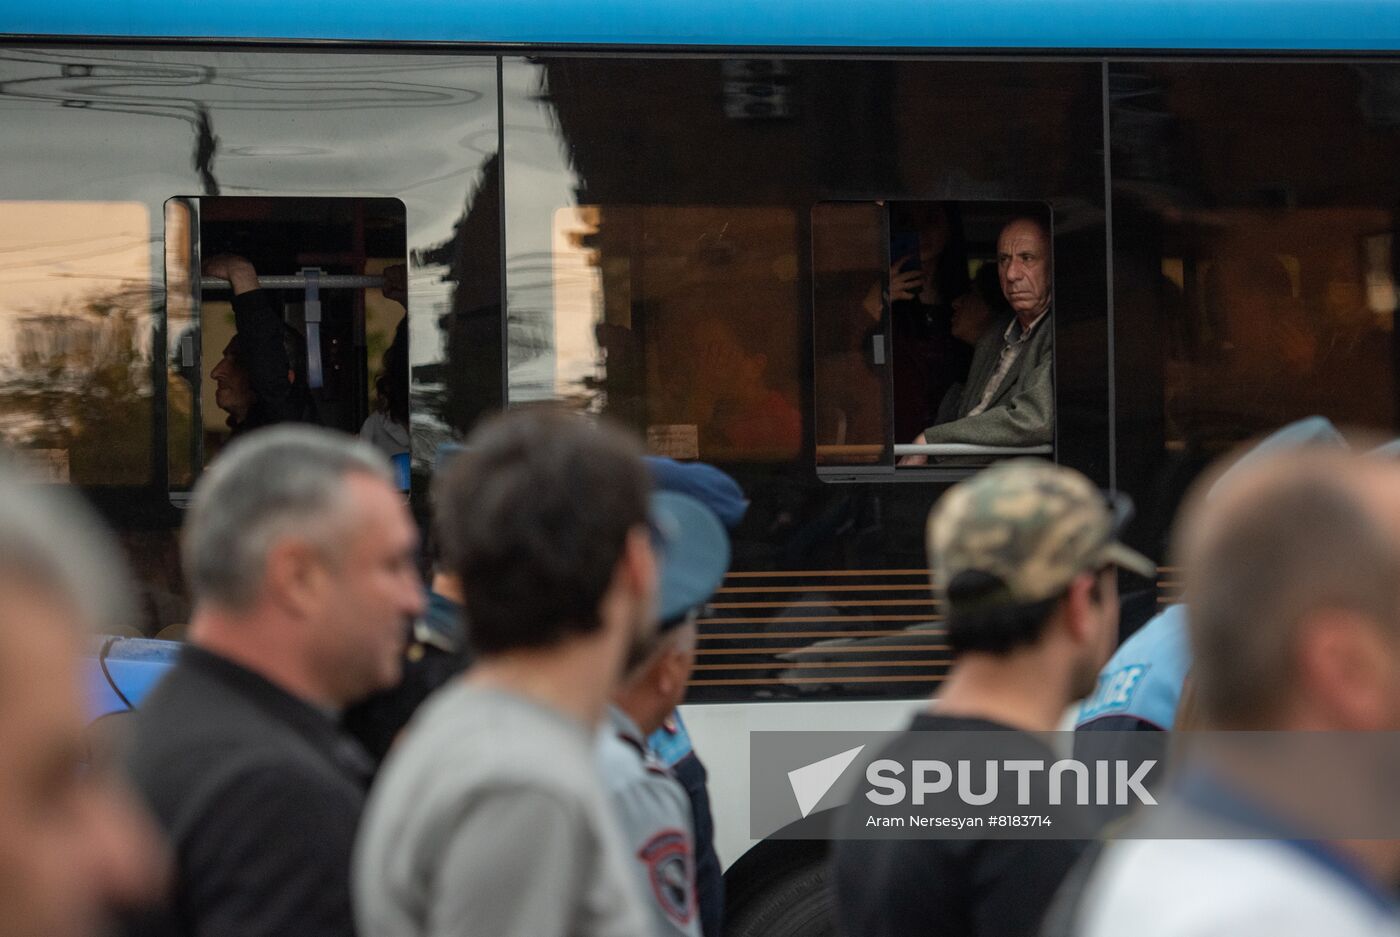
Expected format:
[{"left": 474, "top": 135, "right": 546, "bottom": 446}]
[{"left": 7, "top": 2, "right": 1400, "bottom": 933}]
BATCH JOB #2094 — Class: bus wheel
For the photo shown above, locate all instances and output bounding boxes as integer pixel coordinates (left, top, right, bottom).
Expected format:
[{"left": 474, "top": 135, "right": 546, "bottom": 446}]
[{"left": 725, "top": 858, "right": 834, "bottom": 937}]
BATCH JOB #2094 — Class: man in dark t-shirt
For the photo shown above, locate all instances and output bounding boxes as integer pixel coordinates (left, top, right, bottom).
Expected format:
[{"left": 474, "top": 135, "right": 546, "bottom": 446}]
[{"left": 832, "top": 459, "right": 1154, "bottom": 937}]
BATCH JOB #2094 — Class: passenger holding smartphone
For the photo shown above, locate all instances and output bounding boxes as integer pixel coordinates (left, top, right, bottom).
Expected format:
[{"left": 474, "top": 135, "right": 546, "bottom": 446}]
[{"left": 862, "top": 203, "right": 973, "bottom": 443}]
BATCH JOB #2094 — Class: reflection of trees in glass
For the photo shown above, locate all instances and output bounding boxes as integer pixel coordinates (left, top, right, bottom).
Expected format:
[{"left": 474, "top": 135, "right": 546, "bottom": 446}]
[{"left": 0, "top": 284, "right": 159, "bottom": 485}]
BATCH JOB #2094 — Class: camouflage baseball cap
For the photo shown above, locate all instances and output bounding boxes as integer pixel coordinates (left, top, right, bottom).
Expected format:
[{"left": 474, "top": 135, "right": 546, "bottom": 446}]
[{"left": 927, "top": 459, "right": 1155, "bottom": 611}]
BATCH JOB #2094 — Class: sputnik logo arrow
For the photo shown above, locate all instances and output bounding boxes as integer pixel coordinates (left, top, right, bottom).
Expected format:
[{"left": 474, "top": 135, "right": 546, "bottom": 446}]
[{"left": 787, "top": 745, "right": 866, "bottom": 818}]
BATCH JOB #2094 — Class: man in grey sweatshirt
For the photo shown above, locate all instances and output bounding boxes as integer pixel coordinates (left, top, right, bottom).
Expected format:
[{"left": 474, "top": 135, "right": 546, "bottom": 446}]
[{"left": 354, "top": 409, "right": 658, "bottom": 937}]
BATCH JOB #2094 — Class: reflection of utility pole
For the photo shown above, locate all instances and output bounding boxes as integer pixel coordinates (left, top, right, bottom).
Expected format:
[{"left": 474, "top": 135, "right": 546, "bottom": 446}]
[{"left": 194, "top": 104, "right": 220, "bottom": 196}]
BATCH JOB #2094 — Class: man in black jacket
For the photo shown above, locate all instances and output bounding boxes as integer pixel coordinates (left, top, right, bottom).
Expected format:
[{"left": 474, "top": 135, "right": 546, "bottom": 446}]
[
  {"left": 204, "top": 254, "right": 316, "bottom": 435},
  {"left": 123, "top": 427, "right": 424, "bottom": 937}
]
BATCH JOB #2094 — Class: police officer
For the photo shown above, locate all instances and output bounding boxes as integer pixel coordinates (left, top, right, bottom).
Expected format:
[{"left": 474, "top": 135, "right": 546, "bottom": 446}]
[
  {"left": 342, "top": 444, "right": 470, "bottom": 764},
  {"left": 600, "top": 490, "right": 730, "bottom": 937},
  {"left": 644, "top": 457, "right": 747, "bottom": 937}
]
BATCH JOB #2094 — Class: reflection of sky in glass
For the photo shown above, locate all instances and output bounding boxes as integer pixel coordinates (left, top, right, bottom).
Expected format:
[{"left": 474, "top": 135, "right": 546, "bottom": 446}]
[
  {"left": 0, "top": 201, "right": 151, "bottom": 380},
  {"left": 0, "top": 48, "right": 494, "bottom": 370},
  {"left": 0, "top": 201, "right": 151, "bottom": 367},
  {"left": 0, "top": 48, "right": 498, "bottom": 459},
  {"left": 0, "top": 200, "right": 154, "bottom": 481},
  {"left": 503, "top": 59, "right": 596, "bottom": 404}
]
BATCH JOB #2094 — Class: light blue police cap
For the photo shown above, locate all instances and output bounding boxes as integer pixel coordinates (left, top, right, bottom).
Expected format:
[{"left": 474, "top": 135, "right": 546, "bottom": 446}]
[
  {"left": 1210, "top": 416, "right": 1346, "bottom": 496},
  {"left": 1369, "top": 439, "right": 1400, "bottom": 459},
  {"left": 646, "top": 456, "right": 749, "bottom": 530},
  {"left": 651, "top": 491, "right": 731, "bottom": 626}
]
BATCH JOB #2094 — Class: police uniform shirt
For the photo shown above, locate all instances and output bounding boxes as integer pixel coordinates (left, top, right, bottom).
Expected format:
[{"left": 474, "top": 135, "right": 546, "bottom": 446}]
[
  {"left": 1077, "top": 603, "right": 1190, "bottom": 732},
  {"left": 342, "top": 589, "right": 470, "bottom": 765},
  {"left": 648, "top": 714, "right": 724, "bottom": 937},
  {"left": 599, "top": 705, "right": 701, "bottom": 937}
]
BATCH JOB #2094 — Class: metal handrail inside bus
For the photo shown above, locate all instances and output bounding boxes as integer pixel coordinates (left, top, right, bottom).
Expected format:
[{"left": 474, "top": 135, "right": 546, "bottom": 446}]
[
  {"left": 199, "top": 274, "right": 385, "bottom": 290},
  {"left": 196, "top": 270, "right": 386, "bottom": 392},
  {"left": 893, "top": 443, "right": 1052, "bottom": 457}
]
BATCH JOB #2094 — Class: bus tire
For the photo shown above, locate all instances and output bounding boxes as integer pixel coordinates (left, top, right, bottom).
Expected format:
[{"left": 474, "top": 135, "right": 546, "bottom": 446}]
[{"left": 725, "top": 858, "right": 835, "bottom": 937}]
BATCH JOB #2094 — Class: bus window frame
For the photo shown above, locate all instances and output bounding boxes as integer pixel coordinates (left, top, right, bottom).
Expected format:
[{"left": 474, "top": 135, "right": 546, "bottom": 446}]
[{"left": 161, "top": 194, "right": 409, "bottom": 505}]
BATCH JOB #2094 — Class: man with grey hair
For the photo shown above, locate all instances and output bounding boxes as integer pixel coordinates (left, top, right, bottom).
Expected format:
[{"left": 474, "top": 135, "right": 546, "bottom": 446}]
[
  {"left": 1059, "top": 449, "right": 1400, "bottom": 937},
  {"left": 0, "top": 469, "right": 164, "bottom": 937},
  {"left": 123, "top": 426, "right": 424, "bottom": 937},
  {"left": 901, "top": 216, "right": 1054, "bottom": 463}
]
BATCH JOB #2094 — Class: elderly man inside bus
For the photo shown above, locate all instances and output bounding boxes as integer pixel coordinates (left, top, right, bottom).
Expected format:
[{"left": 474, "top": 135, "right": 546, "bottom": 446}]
[{"left": 900, "top": 216, "right": 1054, "bottom": 465}]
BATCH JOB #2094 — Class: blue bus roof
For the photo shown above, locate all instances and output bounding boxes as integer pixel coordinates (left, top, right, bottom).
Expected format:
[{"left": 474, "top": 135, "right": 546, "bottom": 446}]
[{"left": 4, "top": 0, "right": 1400, "bottom": 51}]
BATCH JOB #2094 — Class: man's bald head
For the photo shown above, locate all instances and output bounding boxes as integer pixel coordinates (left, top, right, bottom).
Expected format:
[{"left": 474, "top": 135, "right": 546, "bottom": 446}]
[
  {"left": 1176, "top": 450, "right": 1400, "bottom": 729},
  {"left": 996, "top": 217, "right": 1053, "bottom": 321}
]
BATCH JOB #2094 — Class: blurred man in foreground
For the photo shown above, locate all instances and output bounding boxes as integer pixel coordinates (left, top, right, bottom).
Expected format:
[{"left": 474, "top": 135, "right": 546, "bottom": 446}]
[
  {"left": 1061, "top": 449, "right": 1400, "bottom": 936},
  {"left": 1076, "top": 416, "right": 1346, "bottom": 738},
  {"left": 644, "top": 456, "right": 748, "bottom": 937},
  {"left": 0, "top": 471, "right": 162, "bottom": 937}
]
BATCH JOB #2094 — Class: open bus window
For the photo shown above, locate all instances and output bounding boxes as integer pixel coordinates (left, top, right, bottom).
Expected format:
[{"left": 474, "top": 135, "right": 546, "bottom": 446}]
[
  {"left": 812, "top": 199, "right": 1055, "bottom": 478},
  {"left": 164, "top": 197, "right": 407, "bottom": 500}
]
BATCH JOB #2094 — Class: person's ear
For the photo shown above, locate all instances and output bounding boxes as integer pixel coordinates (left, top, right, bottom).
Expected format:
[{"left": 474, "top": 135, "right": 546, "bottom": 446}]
[
  {"left": 1061, "top": 571, "right": 1099, "bottom": 646},
  {"left": 263, "top": 537, "right": 330, "bottom": 620},
  {"left": 655, "top": 644, "right": 684, "bottom": 699},
  {"left": 1296, "top": 611, "right": 1393, "bottom": 730},
  {"left": 620, "top": 525, "right": 658, "bottom": 601}
]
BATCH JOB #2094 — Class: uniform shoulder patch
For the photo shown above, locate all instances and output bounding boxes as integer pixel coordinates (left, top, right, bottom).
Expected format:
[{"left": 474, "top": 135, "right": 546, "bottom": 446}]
[
  {"left": 1079, "top": 663, "right": 1150, "bottom": 721},
  {"left": 647, "top": 716, "right": 694, "bottom": 767},
  {"left": 637, "top": 828, "right": 694, "bottom": 926}
]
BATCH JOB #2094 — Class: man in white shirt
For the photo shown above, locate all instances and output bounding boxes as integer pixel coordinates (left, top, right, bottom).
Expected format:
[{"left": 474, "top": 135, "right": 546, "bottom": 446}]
[{"left": 1056, "top": 447, "right": 1400, "bottom": 936}]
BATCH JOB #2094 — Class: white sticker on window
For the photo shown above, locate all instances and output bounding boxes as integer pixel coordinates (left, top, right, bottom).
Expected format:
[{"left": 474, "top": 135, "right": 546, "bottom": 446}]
[{"left": 647, "top": 425, "right": 700, "bottom": 460}]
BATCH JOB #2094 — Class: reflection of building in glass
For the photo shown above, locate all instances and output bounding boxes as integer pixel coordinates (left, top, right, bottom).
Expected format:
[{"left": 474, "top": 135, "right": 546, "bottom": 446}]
[
  {"left": 505, "top": 60, "right": 815, "bottom": 462},
  {"left": 0, "top": 201, "right": 153, "bottom": 485},
  {"left": 411, "top": 151, "right": 503, "bottom": 438}
]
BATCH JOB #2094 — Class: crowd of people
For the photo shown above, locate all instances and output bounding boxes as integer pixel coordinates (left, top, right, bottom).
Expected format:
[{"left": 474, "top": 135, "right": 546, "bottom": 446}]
[{"left": 5, "top": 404, "right": 1400, "bottom": 937}]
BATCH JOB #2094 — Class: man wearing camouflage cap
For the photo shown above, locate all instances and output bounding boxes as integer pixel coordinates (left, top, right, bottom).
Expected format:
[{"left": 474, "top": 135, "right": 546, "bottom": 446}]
[{"left": 833, "top": 459, "right": 1153, "bottom": 937}]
